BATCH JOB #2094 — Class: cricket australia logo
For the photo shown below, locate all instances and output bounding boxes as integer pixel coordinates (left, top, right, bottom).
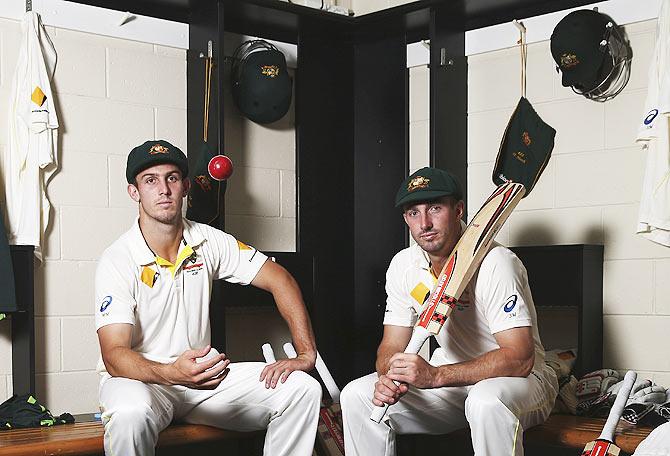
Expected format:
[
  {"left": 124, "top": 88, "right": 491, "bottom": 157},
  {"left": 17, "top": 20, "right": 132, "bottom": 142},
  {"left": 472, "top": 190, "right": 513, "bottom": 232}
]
[
  {"left": 261, "top": 65, "right": 280, "bottom": 78},
  {"left": 560, "top": 53, "right": 579, "bottom": 69},
  {"left": 149, "top": 144, "right": 169, "bottom": 154},
  {"left": 194, "top": 175, "right": 212, "bottom": 192},
  {"left": 408, "top": 176, "right": 430, "bottom": 192}
]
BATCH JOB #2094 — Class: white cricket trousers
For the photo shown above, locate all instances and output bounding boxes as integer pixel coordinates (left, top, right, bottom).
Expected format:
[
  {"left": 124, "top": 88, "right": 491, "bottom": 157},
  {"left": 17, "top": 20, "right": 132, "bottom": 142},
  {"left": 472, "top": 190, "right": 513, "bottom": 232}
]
[
  {"left": 98, "top": 362, "right": 321, "bottom": 456},
  {"left": 341, "top": 367, "right": 557, "bottom": 456}
]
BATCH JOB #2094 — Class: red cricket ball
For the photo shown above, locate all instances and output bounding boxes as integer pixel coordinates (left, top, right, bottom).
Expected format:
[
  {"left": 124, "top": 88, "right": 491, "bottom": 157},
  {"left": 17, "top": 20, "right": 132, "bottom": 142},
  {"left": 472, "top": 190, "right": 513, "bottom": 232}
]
[{"left": 208, "top": 155, "right": 234, "bottom": 181}]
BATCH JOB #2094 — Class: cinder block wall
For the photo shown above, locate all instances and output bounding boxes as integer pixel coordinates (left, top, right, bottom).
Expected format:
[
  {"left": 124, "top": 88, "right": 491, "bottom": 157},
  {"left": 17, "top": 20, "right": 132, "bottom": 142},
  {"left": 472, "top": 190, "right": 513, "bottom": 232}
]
[
  {"left": 0, "top": 18, "right": 296, "bottom": 413},
  {"left": 0, "top": 20, "right": 187, "bottom": 413},
  {"left": 465, "top": 19, "right": 670, "bottom": 384}
]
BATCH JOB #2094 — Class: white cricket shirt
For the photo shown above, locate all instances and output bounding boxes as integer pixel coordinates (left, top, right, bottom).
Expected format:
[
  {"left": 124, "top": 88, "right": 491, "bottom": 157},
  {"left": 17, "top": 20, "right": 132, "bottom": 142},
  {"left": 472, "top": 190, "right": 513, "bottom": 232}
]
[
  {"left": 94, "top": 218, "right": 268, "bottom": 373},
  {"left": 383, "top": 242, "right": 546, "bottom": 369},
  {"left": 2, "top": 12, "right": 58, "bottom": 261},
  {"left": 636, "top": 0, "right": 670, "bottom": 247}
]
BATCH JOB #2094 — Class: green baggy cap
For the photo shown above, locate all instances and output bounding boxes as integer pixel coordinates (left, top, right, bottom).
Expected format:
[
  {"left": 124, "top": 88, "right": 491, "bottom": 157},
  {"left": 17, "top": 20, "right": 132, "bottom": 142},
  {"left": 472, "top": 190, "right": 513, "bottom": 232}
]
[
  {"left": 126, "top": 140, "right": 188, "bottom": 184},
  {"left": 395, "top": 167, "right": 463, "bottom": 208}
]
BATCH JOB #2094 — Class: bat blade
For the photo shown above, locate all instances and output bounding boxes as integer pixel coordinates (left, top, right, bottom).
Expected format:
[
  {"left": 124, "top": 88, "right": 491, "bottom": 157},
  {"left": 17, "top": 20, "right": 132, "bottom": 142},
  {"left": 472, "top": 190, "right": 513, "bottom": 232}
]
[
  {"left": 370, "top": 181, "right": 526, "bottom": 423},
  {"left": 417, "top": 181, "right": 526, "bottom": 335},
  {"left": 580, "top": 371, "right": 637, "bottom": 456},
  {"left": 283, "top": 343, "right": 344, "bottom": 456}
]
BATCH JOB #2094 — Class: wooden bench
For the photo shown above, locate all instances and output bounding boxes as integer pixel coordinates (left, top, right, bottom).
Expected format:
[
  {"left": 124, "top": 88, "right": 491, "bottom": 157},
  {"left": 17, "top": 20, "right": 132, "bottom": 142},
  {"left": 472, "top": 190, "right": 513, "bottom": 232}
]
[
  {"left": 0, "top": 421, "right": 264, "bottom": 456},
  {"left": 0, "top": 414, "right": 655, "bottom": 455},
  {"left": 398, "top": 414, "right": 655, "bottom": 455}
]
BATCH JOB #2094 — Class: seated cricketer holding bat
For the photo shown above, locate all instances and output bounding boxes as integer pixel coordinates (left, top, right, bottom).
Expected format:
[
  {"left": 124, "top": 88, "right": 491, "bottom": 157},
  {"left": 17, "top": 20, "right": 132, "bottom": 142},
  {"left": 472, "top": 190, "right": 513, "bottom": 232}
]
[
  {"left": 340, "top": 167, "right": 559, "bottom": 456},
  {"left": 94, "top": 139, "right": 321, "bottom": 456}
]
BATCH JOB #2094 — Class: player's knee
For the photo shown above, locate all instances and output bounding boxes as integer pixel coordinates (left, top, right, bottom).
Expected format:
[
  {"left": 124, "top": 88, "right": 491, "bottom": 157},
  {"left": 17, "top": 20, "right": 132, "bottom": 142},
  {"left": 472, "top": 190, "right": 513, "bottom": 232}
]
[
  {"left": 289, "top": 370, "right": 322, "bottom": 404},
  {"left": 105, "top": 402, "right": 159, "bottom": 434},
  {"left": 341, "top": 376, "right": 370, "bottom": 409},
  {"left": 465, "top": 385, "right": 515, "bottom": 422}
]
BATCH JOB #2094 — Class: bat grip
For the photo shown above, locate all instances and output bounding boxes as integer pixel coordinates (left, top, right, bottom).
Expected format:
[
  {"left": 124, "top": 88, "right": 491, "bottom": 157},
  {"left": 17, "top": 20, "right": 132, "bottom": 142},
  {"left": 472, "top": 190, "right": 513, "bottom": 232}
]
[
  {"left": 283, "top": 342, "right": 297, "bottom": 358},
  {"left": 599, "top": 370, "right": 637, "bottom": 442},
  {"left": 262, "top": 343, "right": 276, "bottom": 363},
  {"left": 370, "top": 327, "right": 431, "bottom": 423}
]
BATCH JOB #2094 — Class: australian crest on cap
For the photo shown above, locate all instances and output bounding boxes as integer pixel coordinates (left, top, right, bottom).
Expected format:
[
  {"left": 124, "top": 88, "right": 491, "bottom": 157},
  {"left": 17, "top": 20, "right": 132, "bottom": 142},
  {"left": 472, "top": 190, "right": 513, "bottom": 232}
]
[
  {"left": 560, "top": 53, "right": 579, "bottom": 69},
  {"left": 149, "top": 144, "right": 169, "bottom": 154},
  {"left": 261, "top": 65, "right": 280, "bottom": 78},
  {"left": 408, "top": 176, "right": 430, "bottom": 192}
]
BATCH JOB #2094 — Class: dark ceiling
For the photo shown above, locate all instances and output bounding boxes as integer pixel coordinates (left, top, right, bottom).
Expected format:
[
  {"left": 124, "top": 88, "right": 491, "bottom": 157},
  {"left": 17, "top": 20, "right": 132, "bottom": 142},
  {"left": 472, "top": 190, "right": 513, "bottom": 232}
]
[{"left": 65, "top": 0, "right": 596, "bottom": 43}]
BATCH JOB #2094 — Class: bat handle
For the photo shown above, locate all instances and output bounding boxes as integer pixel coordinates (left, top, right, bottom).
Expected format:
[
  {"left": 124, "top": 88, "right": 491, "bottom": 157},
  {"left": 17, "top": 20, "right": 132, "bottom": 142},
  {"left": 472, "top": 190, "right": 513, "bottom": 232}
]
[
  {"left": 599, "top": 370, "right": 637, "bottom": 442},
  {"left": 283, "top": 342, "right": 297, "bottom": 358},
  {"left": 262, "top": 343, "right": 277, "bottom": 363},
  {"left": 369, "top": 327, "right": 431, "bottom": 423}
]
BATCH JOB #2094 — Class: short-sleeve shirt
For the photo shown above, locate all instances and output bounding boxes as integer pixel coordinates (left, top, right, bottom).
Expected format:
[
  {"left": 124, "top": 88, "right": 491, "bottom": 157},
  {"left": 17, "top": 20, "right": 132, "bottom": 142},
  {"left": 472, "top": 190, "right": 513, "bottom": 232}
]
[
  {"left": 94, "top": 218, "right": 267, "bottom": 373},
  {"left": 383, "top": 241, "right": 546, "bottom": 369}
]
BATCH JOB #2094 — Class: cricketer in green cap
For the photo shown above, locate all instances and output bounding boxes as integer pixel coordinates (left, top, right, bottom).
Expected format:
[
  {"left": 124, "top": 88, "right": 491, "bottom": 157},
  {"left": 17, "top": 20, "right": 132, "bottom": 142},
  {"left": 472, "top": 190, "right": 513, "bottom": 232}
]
[
  {"left": 395, "top": 167, "right": 463, "bottom": 208},
  {"left": 126, "top": 140, "right": 189, "bottom": 184}
]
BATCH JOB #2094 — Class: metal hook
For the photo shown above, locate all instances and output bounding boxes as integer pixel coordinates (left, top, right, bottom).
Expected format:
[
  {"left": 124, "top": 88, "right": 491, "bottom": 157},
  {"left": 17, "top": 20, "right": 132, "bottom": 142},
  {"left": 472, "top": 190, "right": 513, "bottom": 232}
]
[
  {"left": 198, "top": 40, "right": 214, "bottom": 58},
  {"left": 26, "top": 0, "right": 32, "bottom": 12},
  {"left": 512, "top": 19, "right": 526, "bottom": 33}
]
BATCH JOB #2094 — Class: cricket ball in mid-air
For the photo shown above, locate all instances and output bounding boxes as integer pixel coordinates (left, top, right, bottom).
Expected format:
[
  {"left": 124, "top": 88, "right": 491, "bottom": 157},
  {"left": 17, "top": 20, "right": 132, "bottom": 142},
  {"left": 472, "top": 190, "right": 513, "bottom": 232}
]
[{"left": 208, "top": 155, "right": 234, "bottom": 181}]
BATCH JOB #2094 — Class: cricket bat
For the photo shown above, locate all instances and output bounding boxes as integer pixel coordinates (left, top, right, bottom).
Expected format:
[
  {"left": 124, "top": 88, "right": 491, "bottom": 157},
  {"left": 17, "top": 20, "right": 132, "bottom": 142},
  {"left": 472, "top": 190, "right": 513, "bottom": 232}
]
[
  {"left": 581, "top": 370, "right": 637, "bottom": 456},
  {"left": 370, "top": 181, "right": 527, "bottom": 423},
  {"left": 284, "top": 343, "right": 345, "bottom": 456},
  {"left": 262, "top": 343, "right": 276, "bottom": 363}
]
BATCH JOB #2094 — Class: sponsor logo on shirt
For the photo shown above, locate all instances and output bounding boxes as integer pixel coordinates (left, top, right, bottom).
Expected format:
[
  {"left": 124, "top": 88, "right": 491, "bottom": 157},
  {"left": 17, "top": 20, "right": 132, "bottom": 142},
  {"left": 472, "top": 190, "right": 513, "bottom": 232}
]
[
  {"left": 183, "top": 262, "right": 203, "bottom": 275},
  {"left": 644, "top": 108, "right": 659, "bottom": 126},
  {"left": 503, "top": 294, "right": 517, "bottom": 313},
  {"left": 237, "top": 240, "right": 258, "bottom": 262},
  {"left": 100, "top": 296, "right": 113, "bottom": 314},
  {"left": 31, "top": 86, "right": 46, "bottom": 106}
]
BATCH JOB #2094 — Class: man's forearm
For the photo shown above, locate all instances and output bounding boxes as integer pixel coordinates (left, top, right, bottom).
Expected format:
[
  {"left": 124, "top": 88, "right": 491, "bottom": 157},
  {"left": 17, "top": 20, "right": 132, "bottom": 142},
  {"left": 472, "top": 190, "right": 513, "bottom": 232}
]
[
  {"left": 103, "top": 346, "right": 173, "bottom": 384},
  {"left": 435, "top": 347, "right": 534, "bottom": 388},
  {"left": 375, "top": 347, "right": 397, "bottom": 377},
  {"left": 272, "top": 271, "right": 317, "bottom": 364}
]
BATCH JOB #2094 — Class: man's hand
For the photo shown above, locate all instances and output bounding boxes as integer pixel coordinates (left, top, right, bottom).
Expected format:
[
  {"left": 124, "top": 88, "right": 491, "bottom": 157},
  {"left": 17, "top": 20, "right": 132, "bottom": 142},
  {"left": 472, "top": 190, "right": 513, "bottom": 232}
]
[
  {"left": 373, "top": 374, "right": 409, "bottom": 406},
  {"left": 260, "top": 353, "right": 315, "bottom": 389},
  {"left": 167, "top": 345, "right": 230, "bottom": 389},
  {"left": 386, "top": 353, "right": 439, "bottom": 389}
]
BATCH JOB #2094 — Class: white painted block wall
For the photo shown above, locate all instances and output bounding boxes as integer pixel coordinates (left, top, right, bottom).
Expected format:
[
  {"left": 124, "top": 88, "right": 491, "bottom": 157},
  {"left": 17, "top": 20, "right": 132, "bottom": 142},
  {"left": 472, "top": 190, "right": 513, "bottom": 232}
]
[
  {"left": 0, "top": 16, "right": 296, "bottom": 413},
  {"left": 466, "top": 19, "right": 670, "bottom": 385}
]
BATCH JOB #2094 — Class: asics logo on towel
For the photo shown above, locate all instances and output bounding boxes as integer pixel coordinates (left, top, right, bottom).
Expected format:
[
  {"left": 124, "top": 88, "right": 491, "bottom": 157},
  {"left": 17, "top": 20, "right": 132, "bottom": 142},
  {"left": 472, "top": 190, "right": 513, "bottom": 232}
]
[
  {"left": 503, "top": 294, "right": 517, "bottom": 313},
  {"left": 644, "top": 109, "right": 659, "bottom": 126},
  {"left": 100, "top": 296, "right": 113, "bottom": 313}
]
